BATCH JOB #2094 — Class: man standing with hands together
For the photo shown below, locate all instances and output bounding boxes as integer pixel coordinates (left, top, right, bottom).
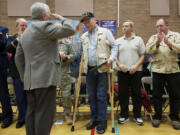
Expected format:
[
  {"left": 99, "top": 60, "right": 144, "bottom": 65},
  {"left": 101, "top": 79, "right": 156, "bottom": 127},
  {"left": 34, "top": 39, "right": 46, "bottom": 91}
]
[{"left": 116, "top": 20, "right": 145, "bottom": 126}]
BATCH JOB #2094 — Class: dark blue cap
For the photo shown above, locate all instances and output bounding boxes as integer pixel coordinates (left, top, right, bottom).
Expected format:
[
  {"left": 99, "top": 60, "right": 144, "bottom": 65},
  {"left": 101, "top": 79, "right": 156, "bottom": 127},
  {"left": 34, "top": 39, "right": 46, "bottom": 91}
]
[{"left": 80, "top": 12, "right": 94, "bottom": 23}]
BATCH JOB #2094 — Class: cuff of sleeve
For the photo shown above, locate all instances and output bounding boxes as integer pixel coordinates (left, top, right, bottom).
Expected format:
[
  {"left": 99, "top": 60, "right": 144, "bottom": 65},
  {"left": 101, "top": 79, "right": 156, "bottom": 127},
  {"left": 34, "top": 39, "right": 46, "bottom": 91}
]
[
  {"left": 109, "top": 56, "right": 114, "bottom": 62},
  {"left": 61, "top": 18, "right": 67, "bottom": 24},
  {"left": 13, "top": 38, "right": 18, "bottom": 45}
]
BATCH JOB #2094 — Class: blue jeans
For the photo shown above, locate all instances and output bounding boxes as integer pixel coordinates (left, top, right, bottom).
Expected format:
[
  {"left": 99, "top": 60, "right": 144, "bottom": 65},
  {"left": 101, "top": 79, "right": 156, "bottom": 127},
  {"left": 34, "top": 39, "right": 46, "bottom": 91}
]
[{"left": 86, "top": 67, "right": 108, "bottom": 121}]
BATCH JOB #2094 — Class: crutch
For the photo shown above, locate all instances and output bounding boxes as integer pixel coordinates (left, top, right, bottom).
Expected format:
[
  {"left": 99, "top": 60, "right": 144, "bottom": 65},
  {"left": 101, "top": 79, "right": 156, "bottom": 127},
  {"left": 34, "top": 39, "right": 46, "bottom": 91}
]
[
  {"left": 108, "top": 69, "right": 115, "bottom": 133},
  {"left": 106, "top": 40, "right": 115, "bottom": 133},
  {"left": 110, "top": 69, "right": 115, "bottom": 133},
  {"left": 71, "top": 53, "right": 84, "bottom": 132}
]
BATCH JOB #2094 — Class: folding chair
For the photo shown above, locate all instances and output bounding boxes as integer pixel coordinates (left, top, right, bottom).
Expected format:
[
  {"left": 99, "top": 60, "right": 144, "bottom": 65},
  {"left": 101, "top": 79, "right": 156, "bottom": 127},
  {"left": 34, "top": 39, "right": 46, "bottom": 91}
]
[{"left": 141, "top": 76, "right": 169, "bottom": 121}]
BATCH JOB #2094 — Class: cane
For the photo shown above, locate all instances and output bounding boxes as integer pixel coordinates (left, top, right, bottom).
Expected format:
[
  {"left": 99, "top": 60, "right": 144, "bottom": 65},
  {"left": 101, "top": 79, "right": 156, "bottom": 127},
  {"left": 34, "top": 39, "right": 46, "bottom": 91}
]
[{"left": 71, "top": 53, "right": 84, "bottom": 132}]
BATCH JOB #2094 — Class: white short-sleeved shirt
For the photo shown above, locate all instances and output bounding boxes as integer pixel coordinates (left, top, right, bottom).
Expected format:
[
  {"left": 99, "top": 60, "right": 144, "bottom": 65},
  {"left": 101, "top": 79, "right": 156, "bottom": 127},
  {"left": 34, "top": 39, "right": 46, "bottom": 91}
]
[{"left": 116, "top": 35, "right": 145, "bottom": 71}]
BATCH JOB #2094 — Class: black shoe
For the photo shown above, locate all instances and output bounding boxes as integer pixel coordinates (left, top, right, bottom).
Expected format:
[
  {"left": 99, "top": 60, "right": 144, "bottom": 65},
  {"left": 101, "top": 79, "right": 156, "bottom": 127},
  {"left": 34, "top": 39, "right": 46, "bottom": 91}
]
[
  {"left": 16, "top": 121, "right": 25, "bottom": 128},
  {"left": 172, "top": 121, "right": 180, "bottom": 130},
  {"left": 96, "top": 121, "right": 107, "bottom": 134},
  {"left": 86, "top": 120, "right": 98, "bottom": 130},
  {"left": 152, "top": 119, "right": 160, "bottom": 128},
  {"left": 1, "top": 119, "right": 12, "bottom": 128}
]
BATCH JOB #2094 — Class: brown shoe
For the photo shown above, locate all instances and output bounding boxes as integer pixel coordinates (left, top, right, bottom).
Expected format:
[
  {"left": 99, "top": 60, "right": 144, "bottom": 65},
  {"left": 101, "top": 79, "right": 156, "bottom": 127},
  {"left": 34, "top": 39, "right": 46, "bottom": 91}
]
[
  {"left": 152, "top": 119, "right": 160, "bottom": 128},
  {"left": 65, "top": 115, "right": 72, "bottom": 125},
  {"left": 172, "top": 121, "right": 180, "bottom": 130}
]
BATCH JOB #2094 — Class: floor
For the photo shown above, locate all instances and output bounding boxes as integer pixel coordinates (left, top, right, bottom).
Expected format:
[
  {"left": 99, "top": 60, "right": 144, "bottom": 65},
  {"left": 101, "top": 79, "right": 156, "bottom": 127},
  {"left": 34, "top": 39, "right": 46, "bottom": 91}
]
[{"left": 0, "top": 105, "right": 179, "bottom": 135}]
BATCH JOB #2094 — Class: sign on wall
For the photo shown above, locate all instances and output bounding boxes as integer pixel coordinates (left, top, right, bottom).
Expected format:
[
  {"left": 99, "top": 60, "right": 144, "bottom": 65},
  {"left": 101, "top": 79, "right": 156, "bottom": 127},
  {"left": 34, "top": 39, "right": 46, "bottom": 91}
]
[
  {"left": 100, "top": 20, "right": 116, "bottom": 35},
  {"left": 179, "top": 0, "right": 180, "bottom": 15},
  {"left": 7, "top": 0, "right": 46, "bottom": 16},
  {"left": 55, "top": 0, "right": 93, "bottom": 16},
  {"left": 150, "top": 0, "right": 169, "bottom": 16}
]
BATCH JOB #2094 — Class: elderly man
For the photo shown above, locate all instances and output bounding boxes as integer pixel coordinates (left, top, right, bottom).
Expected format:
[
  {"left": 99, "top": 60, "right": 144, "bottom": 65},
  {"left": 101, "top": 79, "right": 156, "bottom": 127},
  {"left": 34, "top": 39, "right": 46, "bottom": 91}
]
[
  {"left": 116, "top": 20, "right": 145, "bottom": 126},
  {"left": 76, "top": 12, "right": 118, "bottom": 134},
  {"left": 0, "top": 26, "right": 13, "bottom": 128},
  {"left": 15, "top": 2, "right": 75, "bottom": 135},
  {"left": 6, "top": 18, "right": 27, "bottom": 128},
  {"left": 146, "top": 18, "right": 180, "bottom": 130}
]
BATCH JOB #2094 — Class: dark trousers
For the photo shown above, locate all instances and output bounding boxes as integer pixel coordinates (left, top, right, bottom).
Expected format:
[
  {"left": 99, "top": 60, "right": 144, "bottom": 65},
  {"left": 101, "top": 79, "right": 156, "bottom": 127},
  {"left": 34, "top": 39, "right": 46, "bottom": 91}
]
[
  {"left": 25, "top": 86, "right": 56, "bottom": 135},
  {"left": 0, "top": 70, "right": 13, "bottom": 122},
  {"left": 152, "top": 72, "right": 180, "bottom": 121},
  {"left": 86, "top": 67, "right": 108, "bottom": 121},
  {"left": 118, "top": 71, "right": 142, "bottom": 118},
  {"left": 13, "top": 77, "right": 27, "bottom": 123}
]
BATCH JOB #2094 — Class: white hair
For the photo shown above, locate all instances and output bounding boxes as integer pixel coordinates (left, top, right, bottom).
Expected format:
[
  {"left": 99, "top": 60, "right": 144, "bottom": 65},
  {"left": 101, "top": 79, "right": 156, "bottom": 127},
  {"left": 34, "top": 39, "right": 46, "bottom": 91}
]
[{"left": 30, "top": 2, "right": 50, "bottom": 19}]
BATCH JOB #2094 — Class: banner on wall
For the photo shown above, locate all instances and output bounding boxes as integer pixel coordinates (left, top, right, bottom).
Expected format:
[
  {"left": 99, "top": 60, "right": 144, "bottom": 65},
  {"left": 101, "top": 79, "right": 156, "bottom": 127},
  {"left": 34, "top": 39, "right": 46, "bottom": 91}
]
[{"left": 100, "top": 20, "right": 116, "bottom": 35}]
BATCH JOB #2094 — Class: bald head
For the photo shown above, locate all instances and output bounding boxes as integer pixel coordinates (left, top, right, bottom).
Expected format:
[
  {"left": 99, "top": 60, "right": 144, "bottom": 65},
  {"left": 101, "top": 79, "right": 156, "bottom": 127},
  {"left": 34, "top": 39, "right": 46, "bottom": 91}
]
[
  {"left": 16, "top": 18, "right": 27, "bottom": 34},
  {"left": 156, "top": 18, "right": 169, "bottom": 34},
  {"left": 16, "top": 18, "right": 27, "bottom": 27},
  {"left": 156, "top": 18, "right": 168, "bottom": 26}
]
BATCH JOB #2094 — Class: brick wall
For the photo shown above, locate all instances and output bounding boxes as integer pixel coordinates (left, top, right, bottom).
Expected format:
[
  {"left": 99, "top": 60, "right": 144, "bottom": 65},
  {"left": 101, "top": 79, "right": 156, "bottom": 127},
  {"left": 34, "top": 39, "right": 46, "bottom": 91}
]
[{"left": 0, "top": 0, "right": 180, "bottom": 43}]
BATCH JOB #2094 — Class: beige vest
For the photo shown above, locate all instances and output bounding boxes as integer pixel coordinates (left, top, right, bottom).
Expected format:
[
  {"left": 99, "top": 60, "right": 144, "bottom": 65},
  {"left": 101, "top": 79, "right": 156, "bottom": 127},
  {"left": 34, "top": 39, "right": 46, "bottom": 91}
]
[{"left": 81, "top": 27, "right": 110, "bottom": 73}]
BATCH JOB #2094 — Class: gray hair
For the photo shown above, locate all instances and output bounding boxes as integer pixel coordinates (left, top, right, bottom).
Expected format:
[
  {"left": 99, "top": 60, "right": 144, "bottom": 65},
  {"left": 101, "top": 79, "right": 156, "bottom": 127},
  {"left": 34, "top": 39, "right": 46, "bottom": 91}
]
[
  {"left": 124, "top": 20, "right": 134, "bottom": 28},
  {"left": 30, "top": 2, "right": 50, "bottom": 19},
  {"left": 15, "top": 18, "right": 27, "bottom": 27}
]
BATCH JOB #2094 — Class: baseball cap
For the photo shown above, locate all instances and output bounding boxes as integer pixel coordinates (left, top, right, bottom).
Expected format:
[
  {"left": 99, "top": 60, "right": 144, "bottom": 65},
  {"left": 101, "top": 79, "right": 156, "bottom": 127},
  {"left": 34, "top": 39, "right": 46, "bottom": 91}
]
[{"left": 80, "top": 12, "right": 95, "bottom": 23}]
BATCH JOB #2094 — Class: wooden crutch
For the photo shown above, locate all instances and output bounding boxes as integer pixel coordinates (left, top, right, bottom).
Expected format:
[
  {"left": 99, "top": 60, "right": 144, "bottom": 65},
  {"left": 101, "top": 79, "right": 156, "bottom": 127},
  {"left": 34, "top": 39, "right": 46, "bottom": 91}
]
[
  {"left": 71, "top": 53, "right": 84, "bottom": 132},
  {"left": 106, "top": 40, "right": 115, "bottom": 133},
  {"left": 107, "top": 69, "right": 115, "bottom": 133},
  {"left": 110, "top": 69, "right": 115, "bottom": 133}
]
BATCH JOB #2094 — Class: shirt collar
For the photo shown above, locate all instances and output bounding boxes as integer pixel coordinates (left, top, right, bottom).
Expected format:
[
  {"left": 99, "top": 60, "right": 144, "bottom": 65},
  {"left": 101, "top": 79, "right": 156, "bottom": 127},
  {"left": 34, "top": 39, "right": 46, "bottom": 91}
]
[
  {"left": 166, "top": 30, "right": 173, "bottom": 37},
  {"left": 123, "top": 33, "right": 136, "bottom": 40},
  {"left": 89, "top": 25, "right": 98, "bottom": 34}
]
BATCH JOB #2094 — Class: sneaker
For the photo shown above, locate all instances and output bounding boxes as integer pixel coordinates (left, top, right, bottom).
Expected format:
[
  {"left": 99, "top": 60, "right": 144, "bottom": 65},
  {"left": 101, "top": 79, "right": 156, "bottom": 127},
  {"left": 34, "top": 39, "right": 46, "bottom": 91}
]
[
  {"left": 172, "top": 121, "right": 180, "bottom": 130},
  {"left": 134, "top": 118, "right": 144, "bottom": 126},
  {"left": 118, "top": 117, "right": 129, "bottom": 124},
  {"left": 152, "top": 119, "right": 160, "bottom": 128}
]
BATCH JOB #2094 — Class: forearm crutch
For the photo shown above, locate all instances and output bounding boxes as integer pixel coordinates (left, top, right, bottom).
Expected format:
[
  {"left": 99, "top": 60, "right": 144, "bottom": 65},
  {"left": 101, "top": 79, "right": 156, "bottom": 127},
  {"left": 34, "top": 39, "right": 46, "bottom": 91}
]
[
  {"left": 108, "top": 69, "right": 115, "bottom": 133},
  {"left": 71, "top": 53, "right": 84, "bottom": 132}
]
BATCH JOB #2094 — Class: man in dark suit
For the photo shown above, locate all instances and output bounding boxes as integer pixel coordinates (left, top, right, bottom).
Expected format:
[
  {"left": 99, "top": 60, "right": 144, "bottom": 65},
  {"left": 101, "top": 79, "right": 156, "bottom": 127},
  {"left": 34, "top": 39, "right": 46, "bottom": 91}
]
[
  {"left": 6, "top": 18, "right": 27, "bottom": 128},
  {"left": 15, "top": 2, "right": 75, "bottom": 135},
  {"left": 0, "top": 26, "right": 13, "bottom": 128}
]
